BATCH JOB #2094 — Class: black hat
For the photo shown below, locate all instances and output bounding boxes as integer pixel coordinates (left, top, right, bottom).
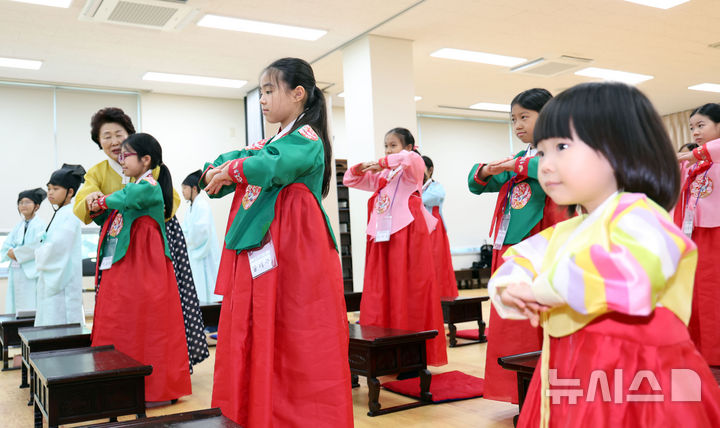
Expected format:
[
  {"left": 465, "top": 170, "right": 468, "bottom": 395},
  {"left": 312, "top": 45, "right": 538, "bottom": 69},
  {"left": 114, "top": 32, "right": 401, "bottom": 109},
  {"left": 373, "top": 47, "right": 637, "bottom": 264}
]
[
  {"left": 182, "top": 170, "right": 202, "bottom": 189},
  {"left": 48, "top": 164, "right": 86, "bottom": 193},
  {"left": 18, "top": 188, "right": 47, "bottom": 205}
]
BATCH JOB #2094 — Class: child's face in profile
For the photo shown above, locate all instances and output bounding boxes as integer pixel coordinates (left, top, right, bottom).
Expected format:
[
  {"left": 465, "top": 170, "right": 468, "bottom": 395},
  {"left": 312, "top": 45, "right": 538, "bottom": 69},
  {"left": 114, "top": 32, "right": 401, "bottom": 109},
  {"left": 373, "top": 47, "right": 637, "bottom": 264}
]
[
  {"left": 511, "top": 104, "right": 540, "bottom": 145},
  {"left": 384, "top": 133, "right": 406, "bottom": 156},
  {"left": 689, "top": 113, "right": 720, "bottom": 146},
  {"left": 536, "top": 132, "right": 617, "bottom": 214},
  {"left": 47, "top": 184, "right": 70, "bottom": 206},
  {"left": 182, "top": 185, "right": 193, "bottom": 201}
]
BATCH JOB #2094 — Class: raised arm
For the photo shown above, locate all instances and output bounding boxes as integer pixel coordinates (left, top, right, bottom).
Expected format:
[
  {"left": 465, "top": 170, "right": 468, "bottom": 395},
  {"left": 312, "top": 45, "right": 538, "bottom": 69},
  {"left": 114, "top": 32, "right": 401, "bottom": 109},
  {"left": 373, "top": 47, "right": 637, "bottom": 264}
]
[
  {"left": 343, "top": 163, "right": 383, "bottom": 192},
  {"left": 74, "top": 168, "right": 103, "bottom": 224},
  {"left": 97, "top": 180, "right": 162, "bottom": 213}
]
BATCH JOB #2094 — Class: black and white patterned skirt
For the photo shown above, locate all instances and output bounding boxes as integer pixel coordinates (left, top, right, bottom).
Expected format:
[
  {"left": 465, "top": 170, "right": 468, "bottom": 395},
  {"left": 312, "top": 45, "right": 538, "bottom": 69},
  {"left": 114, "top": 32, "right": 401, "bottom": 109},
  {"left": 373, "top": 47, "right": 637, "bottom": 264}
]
[{"left": 165, "top": 216, "right": 210, "bottom": 370}]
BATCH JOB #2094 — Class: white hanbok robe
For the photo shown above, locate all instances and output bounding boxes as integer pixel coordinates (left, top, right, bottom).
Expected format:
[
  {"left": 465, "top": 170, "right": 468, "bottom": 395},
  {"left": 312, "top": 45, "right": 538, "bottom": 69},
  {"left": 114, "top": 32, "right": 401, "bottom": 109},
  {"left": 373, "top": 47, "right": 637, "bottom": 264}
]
[
  {"left": 1, "top": 216, "right": 45, "bottom": 314},
  {"left": 34, "top": 204, "right": 84, "bottom": 326},
  {"left": 181, "top": 195, "right": 221, "bottom": 302}
]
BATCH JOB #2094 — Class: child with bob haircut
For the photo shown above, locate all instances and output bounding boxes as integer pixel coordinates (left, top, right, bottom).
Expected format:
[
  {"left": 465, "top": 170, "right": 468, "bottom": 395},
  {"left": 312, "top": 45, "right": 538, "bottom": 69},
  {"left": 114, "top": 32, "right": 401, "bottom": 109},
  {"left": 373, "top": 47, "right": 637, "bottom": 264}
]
[
  {"left": 202, "top": 57, "right": 352, "bottom": 427},
  {"left": 489, "top": 82, "right": 720, "bottom": 427}
]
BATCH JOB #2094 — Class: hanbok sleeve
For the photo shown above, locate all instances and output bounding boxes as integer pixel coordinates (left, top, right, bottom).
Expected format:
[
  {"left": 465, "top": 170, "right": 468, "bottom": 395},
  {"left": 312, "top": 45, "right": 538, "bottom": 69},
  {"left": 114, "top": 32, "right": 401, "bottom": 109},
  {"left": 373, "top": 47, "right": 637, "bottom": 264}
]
[
  {"left": 12, "top": 218, "right": 45, "bottom": 264},
  {"left": 467, "top": 163, "right": 512, "bottom": 194},
  {"left": 74, "top": 167, "right": 103, "bottom": 224},
  {"left": 423, "top": 181, "right": 446, "bottom": 208},
  {"left": 35, "top": 215, "right": 80, "bottom": 296},
  {"left": 488, "top": 227, "right": 554, "bottom": 320},
  {"left": 0, "top": 223, "right": 20, "bottom": 263},
  {"left": 343, "top": 164, "right": 382, "bottom": 192},
  {"left": 532, "top": 197, "right": 696, "bottom": 318},
  {"left": 199, "top": 149, "right": 253, "bottom": 199},
  {"left": 693, "top": 137, "right": 720, "bottom": 163},
  {"left": 100, "top": 180, "right": 162, "bottom": 212}
]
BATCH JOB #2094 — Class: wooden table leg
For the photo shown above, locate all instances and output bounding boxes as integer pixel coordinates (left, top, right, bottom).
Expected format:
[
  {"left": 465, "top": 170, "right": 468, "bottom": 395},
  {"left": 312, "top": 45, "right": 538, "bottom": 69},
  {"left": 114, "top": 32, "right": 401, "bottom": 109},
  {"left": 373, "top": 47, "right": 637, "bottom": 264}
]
[
  {"left": 351, "top": 374, "right": 359, "bottom": 388},
  {"left": 28, "top": 367, "right": 34, "bottom": 406},
  {"left": 2, "top": 345, "right": 8, "bottom": 371},
  {"left": 367, "top": 377, "right": 381, "bottom": 416},
  {"left": 477, "top": 319, "right": 487, "bottom": 343},
  {"left": 33, "top": 398, "right": 42, "bottom": 428},
  {"left": 419, "top": 369, "right": 432, "bottom": 402},
  {"left": 448, "top": 323, "right": 457, "bottom": 347}
]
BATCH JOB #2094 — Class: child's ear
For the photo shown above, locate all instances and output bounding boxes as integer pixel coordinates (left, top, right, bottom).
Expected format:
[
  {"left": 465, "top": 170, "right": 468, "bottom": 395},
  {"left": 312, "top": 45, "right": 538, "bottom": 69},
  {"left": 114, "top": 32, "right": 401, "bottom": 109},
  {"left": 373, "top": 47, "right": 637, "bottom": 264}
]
[
  {"left": 292, "top": 85, "right": 306, "bottom": 103},
  {"left": 141, "top": 154, "right": 152, "bottom": 168}
]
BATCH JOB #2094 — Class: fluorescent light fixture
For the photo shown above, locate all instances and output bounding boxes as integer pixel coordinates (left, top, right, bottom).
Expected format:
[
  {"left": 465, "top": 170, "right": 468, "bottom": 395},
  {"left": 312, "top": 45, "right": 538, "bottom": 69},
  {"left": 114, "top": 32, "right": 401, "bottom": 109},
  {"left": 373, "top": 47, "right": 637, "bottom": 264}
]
[
  {"left": 689, "top": 83, "right": 720, "bottom": 93},
  {"left": 624, "top": 0, "right": 690, "bottom": 9},
  {"left": 469, "top": 102, "right": 511, "bottom": 112},
  {"left": 0, "top": 56, "right": 42, "bottom": 70},
  {"left": 197, "top": 14, "right": 326, "bottom": 41},
  {"left": 414, "top": 96, "right": 422, "bottom": 101},
  {"left": 431, "top": 48, "right": 526, "bottom": 67},
  {"left": 575, "top": 67, "right": 653, "bottom": 85},
  {"left": 10, "top": 0, "right": 72, "bottom": 7},
  {"left": 143, "top": 72, "right": 247, "bottom": 89},
  {"left": 337, "top": 92, "right": 345, "bottom": 98}
]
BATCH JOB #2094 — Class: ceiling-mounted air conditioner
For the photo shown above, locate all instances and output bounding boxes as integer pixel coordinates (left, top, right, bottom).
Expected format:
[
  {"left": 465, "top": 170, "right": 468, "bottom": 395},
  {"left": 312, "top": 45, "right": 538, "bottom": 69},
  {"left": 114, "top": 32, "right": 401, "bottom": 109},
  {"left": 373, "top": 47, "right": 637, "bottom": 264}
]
[
  {"left": 79, "top": 0, "right": 200, "bottom": 31},
  {"left": 510, "top": 55, "right": 594, "bottom": 77}
]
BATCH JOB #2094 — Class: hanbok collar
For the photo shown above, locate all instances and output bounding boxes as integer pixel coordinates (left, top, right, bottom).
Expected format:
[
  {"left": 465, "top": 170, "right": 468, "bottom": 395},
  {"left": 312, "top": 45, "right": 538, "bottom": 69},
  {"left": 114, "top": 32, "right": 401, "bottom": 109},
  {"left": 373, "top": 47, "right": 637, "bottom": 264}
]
[
  {"left": 524, "top": 146, "right": 537, "bottom": 158},
  {"left": 552, "top": 191, "right": 618, "bottom": 259},
  {"left": 137, "top": 169, "right": 153, "bottom": 183},
  {"left": 422, "top": 179, "right": 433, "bottom": 192},
  {"left": 108, "top": 158, "right": 130, "bottom": 184},
  {"left": 270, "top": 115, "right": 301, "bottom": 143}
]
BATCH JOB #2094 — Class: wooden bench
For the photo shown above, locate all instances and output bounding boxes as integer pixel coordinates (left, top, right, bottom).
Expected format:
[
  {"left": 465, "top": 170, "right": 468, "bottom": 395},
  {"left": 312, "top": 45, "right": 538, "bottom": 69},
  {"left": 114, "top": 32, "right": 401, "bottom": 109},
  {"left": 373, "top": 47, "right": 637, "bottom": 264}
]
[
  {"left": 344, "top": 292, "right": 362, "bottom": 312},
  {"left": 0, "top": 313, "right": 35, "bottom": 370},
  {"left": 348, "top": 323, "right": 437, "bottom": 416},
  {"left": 199, "top": 301, "right": 221, "bottom": 329},
  {"left": 79, "top": 408, "right": 242, "bottom": 427},
  {"left": 19, "top": 323, "right": 92, "bottom": 405},
  {"left": 31, "top": 345, "right": 152, "bottom": 428},
  {"left": 498, "top": 350, "right": 541, "bottom": 427},
  {"left": 441, "top": 296, "right": 489, "bottom": 347}
]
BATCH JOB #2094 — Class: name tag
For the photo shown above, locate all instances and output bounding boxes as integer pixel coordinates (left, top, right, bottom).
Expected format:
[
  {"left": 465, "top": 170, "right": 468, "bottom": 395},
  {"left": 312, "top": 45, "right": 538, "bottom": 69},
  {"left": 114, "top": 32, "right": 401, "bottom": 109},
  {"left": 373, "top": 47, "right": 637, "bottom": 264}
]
[
  {"left": 682, "top": 210, "right": 694, "bottom": 237},
  {"left": 248, "top": 235, "right": 278, "bottom": 278},
  {"left": 375, "top": 215, "right": 392, "bottom": 242},
  {"left": 99, "top": 238, "right": 118, "bottom": 271},
  {"left": 493, "top": 212, "right": 511, "bottom": 250}
]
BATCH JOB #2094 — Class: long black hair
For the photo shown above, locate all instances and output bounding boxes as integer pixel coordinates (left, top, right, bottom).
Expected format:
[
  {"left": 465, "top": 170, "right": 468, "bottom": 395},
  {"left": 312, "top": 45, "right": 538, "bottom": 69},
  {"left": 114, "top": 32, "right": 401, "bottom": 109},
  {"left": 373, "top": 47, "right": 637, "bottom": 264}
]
[
  {"left": 262, "top": 58, "right": 332, "bottom": 197},
  {"left": 691, "top": 103, "right": 720, "bottom": 123},
  {"left": 534, "top": 82, "right": 679, "bottom": 211},
  {"left": 121, "top": 133, "right": 174, "bottom": 218},
  {"left": 511, "top": 88, "right": 553, "bottom": 112}
]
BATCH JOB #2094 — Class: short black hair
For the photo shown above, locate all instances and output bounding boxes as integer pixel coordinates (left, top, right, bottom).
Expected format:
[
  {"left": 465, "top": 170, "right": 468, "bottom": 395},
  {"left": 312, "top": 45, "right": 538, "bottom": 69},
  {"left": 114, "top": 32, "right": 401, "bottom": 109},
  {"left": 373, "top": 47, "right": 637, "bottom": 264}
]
[
  {"left": 691, "top": 103, "right": 720, "bottom": 123},
  {"left": 386, "top": 127, "right": 415, "bottom": 149},
  {"left": 90, "top": 107, "right": 136, "bottom": 149},
  {"left": 422, "top": 155, "right": 433, "bottom": 169},
  {"left": 511, "top": 88, "right": 553, "bottom": 112},
  {"left": 533, "top": 82, "right": 679, "bottom": 211}
]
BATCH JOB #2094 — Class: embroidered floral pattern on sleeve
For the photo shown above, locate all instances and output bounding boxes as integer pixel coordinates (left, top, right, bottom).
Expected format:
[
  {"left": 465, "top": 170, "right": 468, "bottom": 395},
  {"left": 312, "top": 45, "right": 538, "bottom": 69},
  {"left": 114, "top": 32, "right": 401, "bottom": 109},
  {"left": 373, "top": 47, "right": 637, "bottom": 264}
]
[
  {"left": 242, "top": 185, "right": 262, "bottom": 210},
  {"left": 298, "top": 125, "right": 319, "bottom": 141},
  {"left": 108, "top": 213, "right": 123, "bottom": 237}
]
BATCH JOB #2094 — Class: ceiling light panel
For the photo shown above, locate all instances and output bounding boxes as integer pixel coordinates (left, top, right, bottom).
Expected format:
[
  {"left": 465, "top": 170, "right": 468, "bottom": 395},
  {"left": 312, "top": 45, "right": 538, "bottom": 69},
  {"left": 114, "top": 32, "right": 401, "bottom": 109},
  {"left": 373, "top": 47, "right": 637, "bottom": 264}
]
[
  {"left": 197, "top": 14, "right": 327, "bottom": 41},
  {"left": 10, "top": 0, "right": 72, "bottom": 7},
  {"left": 574, "top": 67, "right": 653, "bottom": 85},
  {"left": 431, "top": 48, "right": 526, "bottom": 67},
  {"left": 688, "top": 83, "right": 720, "bottom": 93},
  {"left": 143, "top": 72, "right": 247, "bottom": 89},
  {"left": 624, "top": 0, "right": 690, "bottom": 9},
  {"left": 469, "top": 102, "right": 511, "bottom": 112},
  {"left": 0, "top": 57, "right": 43, "bottom": 70}
]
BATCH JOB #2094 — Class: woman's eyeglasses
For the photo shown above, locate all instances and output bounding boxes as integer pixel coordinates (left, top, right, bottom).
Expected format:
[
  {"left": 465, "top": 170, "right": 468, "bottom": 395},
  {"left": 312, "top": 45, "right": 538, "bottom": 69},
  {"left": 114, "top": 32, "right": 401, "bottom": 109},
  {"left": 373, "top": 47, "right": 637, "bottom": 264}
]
[{"left": 118, "top": 152, "right": 137, "bottom": 162}]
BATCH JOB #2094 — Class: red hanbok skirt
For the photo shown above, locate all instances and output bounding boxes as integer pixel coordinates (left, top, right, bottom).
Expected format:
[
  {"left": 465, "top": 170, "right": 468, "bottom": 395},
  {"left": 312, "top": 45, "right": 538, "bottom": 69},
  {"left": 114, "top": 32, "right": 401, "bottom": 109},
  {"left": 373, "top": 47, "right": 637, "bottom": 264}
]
[
  {"left": 360, "top": 193, "right": 448, "bottom": 366},
  {"left": 484, "top": 197, "right": 568, "bottom": 402},
  {"left": 92, "top": 216, "right": 191, "bottom": 402},
  {"left": 688, "top": 226, "right": 720, "bottom": 365},
  {"left": 518, "top": 308, "right": 720, "bottom": 427},
  {"left": 430, "top": 206, "right": 458, "bottom": 298},
  {"left": 211, "top": 184, "right": 353, "bottom": 428}
]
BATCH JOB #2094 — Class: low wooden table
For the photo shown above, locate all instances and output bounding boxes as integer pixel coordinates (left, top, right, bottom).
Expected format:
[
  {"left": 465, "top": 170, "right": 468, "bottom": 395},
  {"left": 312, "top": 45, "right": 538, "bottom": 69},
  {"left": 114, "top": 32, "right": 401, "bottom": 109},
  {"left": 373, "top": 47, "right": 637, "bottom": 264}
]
[
  {"left": 31, "top": 345, "right": 152, "bottom": 428},
  {"left": 0, "top": 313, "right": 35, "bottom": 370},
  {"left": 498, "top": 350, "right": 541, "bottom": 427},
  {"left": 441, "top": 296, "right": 489, "bottom": 347},
  {"left": 79, "top": 408, "right": 242, "bottom": 427},
  {"left": 344, "top": 292, "right": 362, "bottom": 312},
  {"left": 19, "top": 323, "right": 92, "bottom": 404},
  {"left": 199, "top": 301, "right": 222, "bottom": 329},
  {"left": 348, "top": 323, "right": 437, "bottom": 416}
]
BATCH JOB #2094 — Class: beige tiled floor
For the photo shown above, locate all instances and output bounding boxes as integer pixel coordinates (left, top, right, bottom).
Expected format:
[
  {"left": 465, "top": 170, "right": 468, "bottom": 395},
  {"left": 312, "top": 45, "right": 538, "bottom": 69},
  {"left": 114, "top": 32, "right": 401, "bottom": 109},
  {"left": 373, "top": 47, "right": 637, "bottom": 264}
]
[{"left": 0, "top": 289, "right": 517, "bottom": 427}]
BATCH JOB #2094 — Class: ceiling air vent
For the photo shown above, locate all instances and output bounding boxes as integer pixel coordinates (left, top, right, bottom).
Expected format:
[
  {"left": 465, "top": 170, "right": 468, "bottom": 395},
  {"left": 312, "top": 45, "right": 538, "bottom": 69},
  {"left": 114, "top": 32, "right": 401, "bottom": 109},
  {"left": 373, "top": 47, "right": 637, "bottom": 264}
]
[
  {"left": 510, "top": 55, "right": 594, "bottom": 77},
  {"left": 79, "top": 0, "right": 199, "bottom": 31},
  {"left": 709, "top": 41, "right": 720, "bottom": 49}
]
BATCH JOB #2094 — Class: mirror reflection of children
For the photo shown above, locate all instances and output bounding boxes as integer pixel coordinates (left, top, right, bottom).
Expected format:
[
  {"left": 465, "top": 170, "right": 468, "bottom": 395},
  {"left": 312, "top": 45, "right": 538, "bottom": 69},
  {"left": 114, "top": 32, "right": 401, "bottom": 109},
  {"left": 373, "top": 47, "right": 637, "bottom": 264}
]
[
  {"left": 468, "top": 88, "right": 569, "bottom": 403},
  {"left": 35, "top": 165, "right": 85, "bottom": 327},
  {"left": 674, "top": 103, "right": 720, "bottom": 366},
  {"left": 490, "top": 82, "right": 720, "bottom": 426},
  {"left": 88, "top": 133, "right": 191, "bottom": 403},
  {"left": 421, "top": 155, "right": 458, "bottom": 299},
  {"left": 1, "top": 189, "right": 46, "bottom": 314},
  {"left": 181, "top": 170, "right": 221, "bottom": 304},
  {"left": 201, "top": 58, "right": 352, "bottom": 427},
  {"left": 344, "top": 127, "right": 448, "bottom": 369}
]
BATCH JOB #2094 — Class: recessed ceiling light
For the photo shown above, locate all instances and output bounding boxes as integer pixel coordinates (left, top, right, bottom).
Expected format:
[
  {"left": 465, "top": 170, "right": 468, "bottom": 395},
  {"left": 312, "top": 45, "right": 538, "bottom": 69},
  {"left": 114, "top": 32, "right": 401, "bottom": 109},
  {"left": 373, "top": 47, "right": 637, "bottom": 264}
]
[
  {"left": 469, "top": 102, "right": 511, "bottom": 112},
  {"left": 143, "top": 72, "right": 247, "bottom": 89},
  {"left": 414, "top": 96, "right": 422, "bottom": 101},
  {"left": 197, "top": 14, "right": 327, "bottom": 41},
  {"left": 575, "top": 67, "right": 653, "bottom": 85},
  {"left": 689, "top": 83, "right": 720, "bottom": 93},
  {"left": 10, "top": 0, "right": 72, "bottom": 7},
  {"left": 623, "top": 0, "right": 690, "bottom": 9},
  {"left": 0, "top": 56, "right": 42, "bottom": 70},
  {"left": 430, "top": 48, "right": 526, "bottom": 67},
  {"left": 337, "top": 92, "right": 345, "bottom": 98}
]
